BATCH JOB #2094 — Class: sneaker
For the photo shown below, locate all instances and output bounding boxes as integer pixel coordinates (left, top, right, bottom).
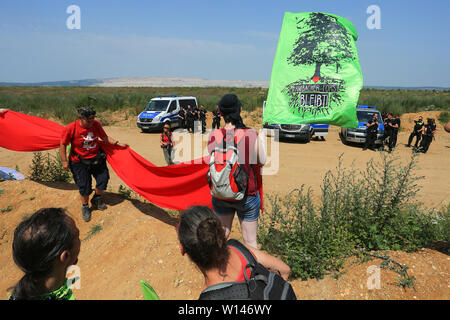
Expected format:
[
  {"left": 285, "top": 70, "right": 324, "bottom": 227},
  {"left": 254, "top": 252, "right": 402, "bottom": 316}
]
[
  {"left": 82, "top": 204, "right": 91, "bottom": 222},
  {"left": 91, "top": 194, "right": 107, "bottom": 211}
]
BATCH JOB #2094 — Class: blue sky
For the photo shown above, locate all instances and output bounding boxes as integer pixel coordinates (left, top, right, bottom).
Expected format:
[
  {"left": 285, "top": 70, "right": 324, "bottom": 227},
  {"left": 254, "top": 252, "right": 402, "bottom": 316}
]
[{"left": 0, "top": 0, "right": 449, "bottom": 87}]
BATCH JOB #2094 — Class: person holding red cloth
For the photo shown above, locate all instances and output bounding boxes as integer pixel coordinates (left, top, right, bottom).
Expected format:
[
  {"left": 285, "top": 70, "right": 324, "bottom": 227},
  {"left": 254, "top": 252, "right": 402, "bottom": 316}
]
[{"left": 59, "top": 107, "right": 128, "bottom": 222}]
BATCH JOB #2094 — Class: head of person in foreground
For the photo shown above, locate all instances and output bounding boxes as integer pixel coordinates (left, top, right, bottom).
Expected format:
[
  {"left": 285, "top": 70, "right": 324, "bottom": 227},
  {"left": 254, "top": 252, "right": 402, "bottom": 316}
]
[
  {"left": 10, "top": 208, "right": 80, "bottom": 300},
  {"left": 176, "top": 206, "right": 291, "bottom": 283}
]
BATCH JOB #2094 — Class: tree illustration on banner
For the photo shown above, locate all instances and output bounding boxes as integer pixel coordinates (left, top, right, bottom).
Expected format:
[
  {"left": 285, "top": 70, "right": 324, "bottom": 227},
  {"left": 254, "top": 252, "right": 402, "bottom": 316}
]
[
  {"left": 263, "top": 12, "right": 362, "bottom": 128},
  {"left": 288, "top": 12, "right": 355, "bottom": 83}
]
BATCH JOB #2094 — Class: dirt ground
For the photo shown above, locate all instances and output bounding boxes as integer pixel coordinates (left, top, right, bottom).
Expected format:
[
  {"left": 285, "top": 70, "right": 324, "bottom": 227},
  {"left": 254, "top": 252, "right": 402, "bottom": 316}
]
[{"left": 0, "top": 110, "right": 449, "bottom": 300}]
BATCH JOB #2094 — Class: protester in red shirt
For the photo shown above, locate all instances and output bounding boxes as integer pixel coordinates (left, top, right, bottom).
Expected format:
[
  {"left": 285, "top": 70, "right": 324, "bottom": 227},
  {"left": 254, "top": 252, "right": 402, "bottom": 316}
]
[
  {"left": 59, "top": 107, "right": 128, "bottom": 222},
  {"left": 160, "top": 123, "right": 175, "bottom": 165}
]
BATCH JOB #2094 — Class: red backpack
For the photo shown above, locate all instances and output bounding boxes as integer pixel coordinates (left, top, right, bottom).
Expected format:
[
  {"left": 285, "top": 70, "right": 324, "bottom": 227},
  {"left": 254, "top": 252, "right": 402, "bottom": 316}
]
[{"left": 207, "top": 129, "right": 249, "bottom": 201}]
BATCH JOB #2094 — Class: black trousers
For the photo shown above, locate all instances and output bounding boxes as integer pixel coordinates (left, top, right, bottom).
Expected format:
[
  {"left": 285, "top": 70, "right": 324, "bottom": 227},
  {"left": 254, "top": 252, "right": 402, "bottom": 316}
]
[
  {"left": 408, "top": 132, "right": 421, "bottom": 147},
  {"left": 201, "top": 119, "right": 206, "bottom": 133},
  {"left": 186, "top": 119, "right": 194, "bottom": 132},
  {"left": 364, "top": 132, "right": 377, "bottom": 149},
  {"left": 384, "top": 131, "right": 394, "bottom": 150},
  {"left": 420, "top": 135, "right": 433, "bottom": 153},
  {"left": 212, "top": 118, "right": 221, "bottom": 129},
  {"left": 391, "top": 131, "right": 399, "bottom": 148},
  {"left": 69, "top": 159, "right": 110, "bottom": 196}
]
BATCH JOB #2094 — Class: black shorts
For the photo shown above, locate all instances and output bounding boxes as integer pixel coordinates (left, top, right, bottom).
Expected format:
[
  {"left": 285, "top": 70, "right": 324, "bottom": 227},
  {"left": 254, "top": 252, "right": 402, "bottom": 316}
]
[{"left": 69, "top": 159, "right": 110, "bottom": 196}]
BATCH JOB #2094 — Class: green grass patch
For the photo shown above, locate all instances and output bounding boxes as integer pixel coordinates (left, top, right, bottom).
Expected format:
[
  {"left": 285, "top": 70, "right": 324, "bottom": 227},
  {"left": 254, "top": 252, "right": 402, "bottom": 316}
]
[
  {"left": 0, "top": 206, "right": 13, "bottom": 213},
  {"left": 438, "top": 111, "right": 450, "bottom": 125},
  {"left": 1, "top": 87, "right": 448, "bottom": 125},
  {"left": 258, "top": 154, "right": 449, "bottom": 280},
  {"left": 84, "top": 224, "right": 103, "bottom": 241}
]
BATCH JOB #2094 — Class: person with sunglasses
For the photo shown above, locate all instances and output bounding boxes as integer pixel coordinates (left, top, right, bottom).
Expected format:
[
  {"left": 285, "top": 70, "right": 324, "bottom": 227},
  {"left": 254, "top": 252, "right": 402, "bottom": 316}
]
[{"left": 59, "top": 106, "right": 128, "bottom": 222}]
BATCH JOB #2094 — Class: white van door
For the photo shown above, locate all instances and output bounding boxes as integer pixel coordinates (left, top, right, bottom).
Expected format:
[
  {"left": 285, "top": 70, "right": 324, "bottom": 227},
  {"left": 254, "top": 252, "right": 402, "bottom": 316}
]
[{"left": 167, "top": 100, "right": 179, "bottom": 128}]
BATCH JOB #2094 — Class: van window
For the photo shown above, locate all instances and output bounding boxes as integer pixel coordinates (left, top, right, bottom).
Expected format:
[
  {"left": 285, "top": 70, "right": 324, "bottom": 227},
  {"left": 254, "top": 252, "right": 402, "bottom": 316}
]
[
  {"left": 168, "top": 100, "right": 177, "bottom": 113},
  {"left": 144, "top": 100, "right": 170, "bottom": 112},
  {"left": 179, "top": 99, "right": 197, "bottom": 109}
]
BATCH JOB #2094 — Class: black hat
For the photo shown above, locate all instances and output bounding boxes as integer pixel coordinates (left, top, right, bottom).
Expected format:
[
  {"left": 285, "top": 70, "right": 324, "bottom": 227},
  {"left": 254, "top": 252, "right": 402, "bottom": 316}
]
[{"left": 218, "top": 94, "right": 242, "bottom": 115}]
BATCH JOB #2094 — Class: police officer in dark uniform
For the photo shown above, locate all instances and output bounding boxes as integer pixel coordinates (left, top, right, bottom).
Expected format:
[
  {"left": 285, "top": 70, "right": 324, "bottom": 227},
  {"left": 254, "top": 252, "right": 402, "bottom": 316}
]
[
  {"left": 212, "top": 105, "right": 221, "bottom": 129},
  {"left": 199, "top": 105, "right": 207, "bottom": 134},
  {"left": 417, "top": 118, "right": 436, "bottom": 153},
  {"left": 178, "top": 106, "right": 186, "bottom": 130},
  {"left": 363, "top": 113, "right": 379, "bottom": 151},
  {"left": 407, "top": 116, "right": 424, "bottom": 148},
  {"left": 383, "top": 113, "right": 395, "bottom": 152},
  {"left": 186, "top": 105, "right": 194, "bottom": 133},
  {"left": 391, "top": 114, "right": 401, "bottom": 149}
]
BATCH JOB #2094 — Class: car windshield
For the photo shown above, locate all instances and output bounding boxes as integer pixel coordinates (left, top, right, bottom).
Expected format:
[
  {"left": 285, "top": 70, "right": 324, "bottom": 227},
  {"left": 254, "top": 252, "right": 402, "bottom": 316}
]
[
  {"left": 357, "top": 110, "right": 382, "bottom": 123},
  {"left": 144, "top": 100, "right": 170, "bottom": 112}
]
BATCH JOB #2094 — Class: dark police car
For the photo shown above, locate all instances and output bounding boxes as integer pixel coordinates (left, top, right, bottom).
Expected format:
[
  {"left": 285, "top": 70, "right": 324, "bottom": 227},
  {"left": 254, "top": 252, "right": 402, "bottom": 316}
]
[{"left": 340, "top": 105, "right": 384, "bottom": 146}]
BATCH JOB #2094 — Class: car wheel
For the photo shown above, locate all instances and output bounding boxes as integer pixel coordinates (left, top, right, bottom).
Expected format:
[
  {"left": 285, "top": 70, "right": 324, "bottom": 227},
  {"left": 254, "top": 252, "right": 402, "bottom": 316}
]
[{"left": 340, "top": 132, "right": 348, "bottom": 145}]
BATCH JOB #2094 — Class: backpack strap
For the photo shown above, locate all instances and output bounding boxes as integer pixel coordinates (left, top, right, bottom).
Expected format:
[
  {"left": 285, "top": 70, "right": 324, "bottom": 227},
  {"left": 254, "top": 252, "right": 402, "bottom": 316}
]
[
  {"left": 227, "top": 239, "right": 257, "bottom": 266},
  {"left": 199, "top": 282, "right": 251, "bottom": 300}
]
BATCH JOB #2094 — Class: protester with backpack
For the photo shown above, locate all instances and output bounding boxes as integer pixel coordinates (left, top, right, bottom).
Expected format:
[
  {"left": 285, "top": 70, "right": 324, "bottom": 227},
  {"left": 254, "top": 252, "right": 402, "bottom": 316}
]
[
  {"left": 207, "top": 94, "right": 266, "bottom": 249},
  {"left": 60, "top": 107, "right": 128, "bottom": 222},
  {"left": 161, "top": 122, "right": 175, "bottom": 165},
  {"left": 177, "top": 206, "right": 295, "bottom": 300}
]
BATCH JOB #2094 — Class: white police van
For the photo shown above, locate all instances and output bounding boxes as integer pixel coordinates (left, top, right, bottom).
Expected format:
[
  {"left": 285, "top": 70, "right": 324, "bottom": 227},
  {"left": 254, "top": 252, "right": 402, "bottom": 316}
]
[{"left": 137, "top": 95, "right": 197, "bottom": 133}]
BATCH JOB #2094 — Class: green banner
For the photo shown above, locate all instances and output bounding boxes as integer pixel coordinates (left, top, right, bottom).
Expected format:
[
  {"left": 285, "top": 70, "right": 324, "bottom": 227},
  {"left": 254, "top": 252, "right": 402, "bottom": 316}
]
[{"left": 263, "top": 12, "right": 362, "bottom": 128}]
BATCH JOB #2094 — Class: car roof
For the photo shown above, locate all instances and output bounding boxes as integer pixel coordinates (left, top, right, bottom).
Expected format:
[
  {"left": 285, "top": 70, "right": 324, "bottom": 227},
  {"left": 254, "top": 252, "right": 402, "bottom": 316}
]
[{"left": 151, "top": 96, "right": 197, "bottom": 100}]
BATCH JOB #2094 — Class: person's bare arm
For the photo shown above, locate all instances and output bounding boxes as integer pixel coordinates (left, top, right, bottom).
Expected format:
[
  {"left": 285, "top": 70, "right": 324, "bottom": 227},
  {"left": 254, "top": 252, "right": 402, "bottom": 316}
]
[
  {"left": 255, "top": 130, "right": 267, "bottom": 166},
  {"left": 0, "top": 108, "right": 8, "bottom": 115},
  {"left": 245, "top": 245, "right": 290, "bottom": 281},
  {"left": 103, "top": 136, "right": 128, "bottom": 148},
  {"left": 59, "top": 142, "right": 69, "bottom": 171}
]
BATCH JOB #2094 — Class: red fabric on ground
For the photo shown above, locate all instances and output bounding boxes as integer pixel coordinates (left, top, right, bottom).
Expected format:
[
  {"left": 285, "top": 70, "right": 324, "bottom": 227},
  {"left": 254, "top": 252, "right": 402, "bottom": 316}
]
[{"left": 0, "top": 110, "right": 263, "bottom": 211}]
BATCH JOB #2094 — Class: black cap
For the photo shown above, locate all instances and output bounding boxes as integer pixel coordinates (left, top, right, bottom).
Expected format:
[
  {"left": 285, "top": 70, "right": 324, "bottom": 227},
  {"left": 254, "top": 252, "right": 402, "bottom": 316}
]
[{"left": 218, "top": 94, "right": 242, "bottom": 115}]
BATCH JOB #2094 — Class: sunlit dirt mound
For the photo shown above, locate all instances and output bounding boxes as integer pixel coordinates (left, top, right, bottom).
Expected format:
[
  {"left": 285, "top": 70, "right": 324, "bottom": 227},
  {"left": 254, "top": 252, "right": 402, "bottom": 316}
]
[{"left": 0, "top": 110, "right": 449, "bottom": 300}]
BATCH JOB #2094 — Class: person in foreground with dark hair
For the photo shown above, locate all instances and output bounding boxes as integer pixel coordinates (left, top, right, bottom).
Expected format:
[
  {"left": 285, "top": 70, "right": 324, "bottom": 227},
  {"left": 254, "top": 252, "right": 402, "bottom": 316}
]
[
  {"left": 9, "top": 208, "right": 80, "bottom": 300},
  {"left": 177, "top": 206, "right": 294, "bottom": 300},
  {"left": 60, "top": 106, "right": 128, "bottom": 222}
]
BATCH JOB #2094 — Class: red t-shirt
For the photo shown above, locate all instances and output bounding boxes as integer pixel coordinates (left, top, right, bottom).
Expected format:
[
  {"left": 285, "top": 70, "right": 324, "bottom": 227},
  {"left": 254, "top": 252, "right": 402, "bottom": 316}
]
[
  {"left": 207, "top": 128, "right": 261, "bottom": 195},
  {"left": 161, "top": 132, "right": 173, "bottom": 145},
  {"left": 61, "top": 120, "right": 107, "bottom": 162},
  {"left": 230, "top": 246, "right": 254, "bottom": 281}
]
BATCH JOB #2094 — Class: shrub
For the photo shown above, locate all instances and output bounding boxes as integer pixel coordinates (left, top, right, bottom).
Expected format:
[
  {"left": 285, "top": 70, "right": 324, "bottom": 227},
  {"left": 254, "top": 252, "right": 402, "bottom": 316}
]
[
  {"left": 438, "top": 111, "right": 450, "bottom": 125},
  {"left": 29, "top": 151, "right": 71, "bottom": 183},
  {"left": 258, "top": 154, "right": 449, "bottom": 280}
]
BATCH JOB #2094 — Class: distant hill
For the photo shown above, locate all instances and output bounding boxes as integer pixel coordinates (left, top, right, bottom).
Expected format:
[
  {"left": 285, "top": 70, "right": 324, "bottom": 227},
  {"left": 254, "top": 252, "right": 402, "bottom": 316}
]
[
  {"left": 0, "top": 77, "right": 448, "bottom": 90},
  {"left": 0, "top": 79, "right": 103, "bottom": 87}
]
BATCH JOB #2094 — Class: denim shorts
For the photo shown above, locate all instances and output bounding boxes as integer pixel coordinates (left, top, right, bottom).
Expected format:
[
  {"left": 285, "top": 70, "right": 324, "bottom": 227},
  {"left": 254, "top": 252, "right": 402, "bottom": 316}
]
[{"left": 212, "top": 193, "right": 261, "bottom": 222}]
